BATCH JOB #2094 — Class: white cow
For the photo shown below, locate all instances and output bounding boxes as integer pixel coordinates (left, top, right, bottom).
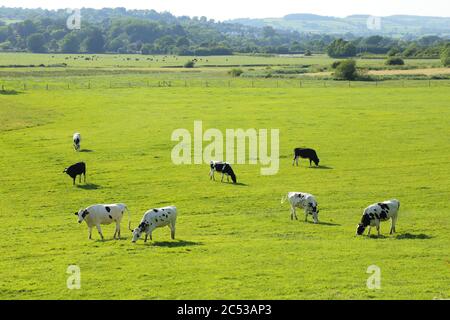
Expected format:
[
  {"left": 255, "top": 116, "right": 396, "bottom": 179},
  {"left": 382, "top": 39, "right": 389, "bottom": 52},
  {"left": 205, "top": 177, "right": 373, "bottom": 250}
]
[
  {"left": 73, "top": 132, "right": 81, "bottom": 151},
  {"left": 131, "top": 206, "right": 177, "bottom": 243},
  {"left": 74, "top": 203, "right": 129, "bottom": 240},
  {"left": 282, "top": 192, "right": 319, "bottom": 223},
  {"left": 356, "top": 199, "right": 400, "bottom": 236}
]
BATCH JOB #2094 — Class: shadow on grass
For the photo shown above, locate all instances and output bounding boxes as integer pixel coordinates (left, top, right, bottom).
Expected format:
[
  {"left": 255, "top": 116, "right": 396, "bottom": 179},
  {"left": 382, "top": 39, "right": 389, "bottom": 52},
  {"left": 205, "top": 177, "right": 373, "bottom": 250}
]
[
  {"left": 94, "top": 237, "right": 129, "bottom": 243},
  {"left": 305, "top": 220, "right": 340, "bottom": 226},
  {"left": 76, "top": 183, "right": 101, "bottom": 190},
  {"left": 233, "top": 182, "right": 248, "bottom": 187},
  {"left": 309, "top": 165, "right": 333, "bottom": 170},
  {"left": 79, "top": 149, "right": 94, "bottom": 153},
  {"left": 0, "top": 90, "right": 21, "bottom": 95},
  {"left": 395, "top": 233, "right": 432, "bottom": 240},
  {"left": 150, "top": 240, "right": 203, "bottom": 247}
]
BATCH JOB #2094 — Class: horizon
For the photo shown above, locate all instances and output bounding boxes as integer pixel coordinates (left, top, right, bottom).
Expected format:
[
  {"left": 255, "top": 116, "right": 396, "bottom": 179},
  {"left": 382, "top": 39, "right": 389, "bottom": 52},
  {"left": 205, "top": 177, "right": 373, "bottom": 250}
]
[{"left": 1, "top": 0, "right": 450, "bottom": 21}]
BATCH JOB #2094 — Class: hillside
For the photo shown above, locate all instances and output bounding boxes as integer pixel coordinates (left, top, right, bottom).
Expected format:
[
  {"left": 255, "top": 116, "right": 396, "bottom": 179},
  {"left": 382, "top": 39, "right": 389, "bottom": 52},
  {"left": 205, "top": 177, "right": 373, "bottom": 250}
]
[{"left": 231, "top": 14, "right": 450, "bottom": 37}]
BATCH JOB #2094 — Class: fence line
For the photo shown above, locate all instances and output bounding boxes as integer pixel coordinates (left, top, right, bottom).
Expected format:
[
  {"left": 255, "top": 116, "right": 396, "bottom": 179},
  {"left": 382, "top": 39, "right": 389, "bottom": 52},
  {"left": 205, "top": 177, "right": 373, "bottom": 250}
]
[{"left": 1, "top": 79, "right": 450, "bottom": 92}]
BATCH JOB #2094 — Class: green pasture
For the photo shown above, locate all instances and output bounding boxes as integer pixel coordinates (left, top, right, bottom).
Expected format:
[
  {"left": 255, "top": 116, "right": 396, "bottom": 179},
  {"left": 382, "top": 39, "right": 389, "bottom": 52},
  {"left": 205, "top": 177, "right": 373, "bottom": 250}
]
[{"left": 0, "top": 84, "right": 449, "bottom": 299}]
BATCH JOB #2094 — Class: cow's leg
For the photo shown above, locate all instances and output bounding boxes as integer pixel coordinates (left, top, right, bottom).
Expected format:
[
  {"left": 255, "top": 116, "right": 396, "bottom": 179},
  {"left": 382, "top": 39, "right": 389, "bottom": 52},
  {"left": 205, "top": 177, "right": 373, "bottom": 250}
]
[
  {"left": 305, "top": 211, "right": 308, "bottom": 222},
  {"left": 115, "top": 222, "right": 121, "bottom": 239},
  {"left": 367, "top": 226, "right": 371, "bottom": 236},
  {"left": 290, "top": 206, "right": 294, "bottom": 220},
  {"left": 309, "top": 159, "right": 312, "bottom": 167},
  {"left": 79, "top": 174, "right": 82, "bottom": 183},
  {"left": 293, "top": 207, "right": 298, "bottom": 220},
  {"left": 83, "top": 172, "right": 86, "bottom": 183},
  {"left": 292, "top": 156, "right": 296, "bottom": 166},
  {"left": 170, "top": 223, "right": 176, "bottom": 240},
  {"left": 144, "top": 233, "right": 148, "bottom": 242},
  {"left": 73, "top": 177, "right": 75, "bottom": 185},
  {"left": 88, "top": 227, "right": 92, "bottom": 240},
  {"left": 227, "top": 175, "right": 230, "bottom": 182},
  {"left": 390, "top": 217, "right": 397, "bottom": 234},
  {"left": 296, "top": 157, "right": 299, "bottom": 166},
  {"left": 96, "top": 225, "right": 104, "bottom": 240},
  {"left": 221, "top": 172, "right": 224, "bottom": 182}
]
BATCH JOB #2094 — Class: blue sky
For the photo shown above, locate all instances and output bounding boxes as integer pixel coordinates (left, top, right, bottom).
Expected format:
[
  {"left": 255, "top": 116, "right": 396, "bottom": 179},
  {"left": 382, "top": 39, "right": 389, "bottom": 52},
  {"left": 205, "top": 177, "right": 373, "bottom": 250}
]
[{"left": 2, "top": 0, "right": 450, "bottom": 20}]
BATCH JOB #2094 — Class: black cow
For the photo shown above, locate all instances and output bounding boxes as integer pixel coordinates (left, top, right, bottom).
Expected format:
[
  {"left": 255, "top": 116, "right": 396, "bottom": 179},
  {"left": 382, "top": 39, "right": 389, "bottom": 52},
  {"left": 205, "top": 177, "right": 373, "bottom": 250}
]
[
  {"left": 293, "top": 148, "right": 320, "bottom": 167},
  {"left": 63, "top": 162, "right": 86, "bottom": 185},
  {"left": 209, "top": 160, "right": 237, "bottom": 184}
]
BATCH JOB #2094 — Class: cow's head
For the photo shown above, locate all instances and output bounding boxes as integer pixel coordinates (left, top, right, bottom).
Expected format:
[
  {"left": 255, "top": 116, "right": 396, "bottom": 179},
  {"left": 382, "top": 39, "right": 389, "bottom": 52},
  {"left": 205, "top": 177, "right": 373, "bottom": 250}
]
[
  {"left": 308, "top": 201, "right": 319, "bottom": 223},
  {"left": 131, "top": 222, "right": 148, "bottom": 243},
  {"left": 356, "top": 214, "right": 370, "bottom": 235},
  {"left": 313, "top": 158, "right": 320, "bottom": 166},
  {"left": 356, "top": 223, "right": 366, "bottom": 235},
  {"left": 74, "top": 209, "right": 89, "bottom": 224}
]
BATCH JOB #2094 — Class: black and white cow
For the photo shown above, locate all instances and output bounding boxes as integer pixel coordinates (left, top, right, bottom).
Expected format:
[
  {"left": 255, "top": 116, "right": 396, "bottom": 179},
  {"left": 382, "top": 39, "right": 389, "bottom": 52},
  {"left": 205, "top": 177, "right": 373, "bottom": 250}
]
[
  {"left": 63, "top": 162, "right": 86, "bottom": 185},
  {"left": 356, "top": 199, "right": 400, "bottom": 236},
  {"left": 293, "top": 148, "right": 320, "bottom": 167},
  {"left": 209, "top": 160, "right": 237, "bottom": 184},
  {"left": 130, "top": 206, "right": 177, "bottom": 242},
  {"left": 73, "top": 132, "right": 81, "bottom": 151},
  {"left": 74, "top": 203, "right": 129, "bottom": 240},
  {"left": 282, "top": 192, "right": 319, "bottom": 223}
]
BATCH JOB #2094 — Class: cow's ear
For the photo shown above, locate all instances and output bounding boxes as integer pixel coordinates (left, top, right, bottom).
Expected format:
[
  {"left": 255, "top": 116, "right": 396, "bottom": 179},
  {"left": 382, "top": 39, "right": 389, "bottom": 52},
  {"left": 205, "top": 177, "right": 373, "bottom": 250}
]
[
  {"left": 74, "top": 212, "right": 78, "bottom": 216},
  {"left": 84, "top": 210, "right": 89, "bottom": 215}
]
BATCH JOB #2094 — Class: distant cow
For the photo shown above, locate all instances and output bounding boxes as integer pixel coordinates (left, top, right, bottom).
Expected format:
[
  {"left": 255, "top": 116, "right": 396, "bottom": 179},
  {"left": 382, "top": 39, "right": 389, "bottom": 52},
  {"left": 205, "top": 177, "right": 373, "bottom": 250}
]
[
  {"left": 73, "top": 132, "right": 81, "bottom": 151},
  {"left": 293, "top": 148, "right": 320, "bottom": 167},
  {"left": 74, "top": 203, "right": 129, "bottom": 240},
  {"left": 130, "top": 206, "right": 177, "bottom": 243},
  {"left": 356, "top": 199, "right": 400, "bottom": 236},
  {"left": 63, "top": 162, "right": 86, "bottom": 185},
  {"left": 209, "top": 160, "right": 237, "bottom": 184},
  {"left": 282, "top": 192, "right": 319, "bottom": 223}
]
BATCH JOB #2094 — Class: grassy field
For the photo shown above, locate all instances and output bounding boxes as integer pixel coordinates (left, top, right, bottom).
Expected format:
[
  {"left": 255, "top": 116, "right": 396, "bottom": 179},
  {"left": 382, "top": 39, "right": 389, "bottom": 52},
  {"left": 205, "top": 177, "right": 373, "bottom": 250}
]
[{"left": 0, "top": 82, "right": 449, "bottom": 299}]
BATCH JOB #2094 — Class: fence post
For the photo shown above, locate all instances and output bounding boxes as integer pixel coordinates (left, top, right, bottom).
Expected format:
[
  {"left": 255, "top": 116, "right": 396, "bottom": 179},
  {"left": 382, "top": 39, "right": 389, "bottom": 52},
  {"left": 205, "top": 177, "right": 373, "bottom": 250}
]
[
  {"left": 23, "top": 83, "right": 26, "bottom": 91},
  {"left": 348, "top": 81, "right": 351, "bottom": 88},
  {"left": 1, "top": 84, "right": 4, "bottom": 91},
  {"left": 429, "top": 79, "right": 431, "bottom": 87},
  {"left": 46, "top": 84, "right": 49, "bottom": 90}
]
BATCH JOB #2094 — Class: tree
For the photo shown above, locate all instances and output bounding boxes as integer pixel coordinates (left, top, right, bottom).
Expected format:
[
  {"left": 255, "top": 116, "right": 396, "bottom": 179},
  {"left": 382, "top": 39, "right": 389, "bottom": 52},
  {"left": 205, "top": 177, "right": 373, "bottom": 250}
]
[
  {"left": 441, "top": 44, "right": 450, "bottom": 67},
  {"left": 184, "top": 60, "right": 195, "bottom": 68},
  {"left": 385, "top": 57, "right": 405, "bottom": 65},
  {"left": 334, "top": 59, "right": 358, "bottom": 80},
  {"left": 27, "top": 33, "right": 46, "bottom": 53},
  {"left": 327, "top": 39, "right": 356, "bottom": 58},
  {"left": 61, "top": 33, "right": 80, "bottom": 53},
  {"left": 83, "top": 29, "right": 105, "bottom": 53}
]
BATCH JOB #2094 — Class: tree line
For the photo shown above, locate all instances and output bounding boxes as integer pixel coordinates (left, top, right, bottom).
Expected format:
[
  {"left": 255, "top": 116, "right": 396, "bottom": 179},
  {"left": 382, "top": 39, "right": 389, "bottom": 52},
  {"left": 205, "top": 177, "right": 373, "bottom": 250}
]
[{"left": 0, "top": 7, "right": 448, "bottom": 61}]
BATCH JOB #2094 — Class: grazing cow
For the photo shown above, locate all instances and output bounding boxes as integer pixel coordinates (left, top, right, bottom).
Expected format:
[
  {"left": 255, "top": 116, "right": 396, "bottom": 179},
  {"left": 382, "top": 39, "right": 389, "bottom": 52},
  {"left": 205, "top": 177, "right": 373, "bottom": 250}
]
[
  {"left": 209, "top": 160, "right": 237, "bottom": 184},
  {"left": 73, "top": 132, "right": 81, "bottom": 151},
  {"left": 356, "top": 199, "right": 400, "bottom": 236},
  {"left": 130, "top": 206, "right": 177, "bottom": 243},
  {"left": 282, "top": 192, "right": 319, "bottom": 223},
  {"left": 63, "top": 162, "right": 86, "bottom": 185},
  {"left": 293, "top": 148, "right": 320, "bottom": 167},
  {"left": 74, "top": 203, "right": 129, "bottom": 240}
]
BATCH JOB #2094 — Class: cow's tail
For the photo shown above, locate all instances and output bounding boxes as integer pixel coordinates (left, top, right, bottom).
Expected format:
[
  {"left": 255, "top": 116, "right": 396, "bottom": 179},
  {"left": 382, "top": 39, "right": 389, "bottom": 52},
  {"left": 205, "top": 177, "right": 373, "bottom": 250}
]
[{"left": 281, "top": 194, "right": 288, "bottom": 204}]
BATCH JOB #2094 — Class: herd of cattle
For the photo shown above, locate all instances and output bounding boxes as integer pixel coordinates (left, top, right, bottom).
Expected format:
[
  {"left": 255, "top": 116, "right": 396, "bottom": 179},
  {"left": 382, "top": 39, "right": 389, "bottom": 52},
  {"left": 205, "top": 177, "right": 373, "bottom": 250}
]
[{"left": 65, "top": 133, "right": 401, "bottom": 242}]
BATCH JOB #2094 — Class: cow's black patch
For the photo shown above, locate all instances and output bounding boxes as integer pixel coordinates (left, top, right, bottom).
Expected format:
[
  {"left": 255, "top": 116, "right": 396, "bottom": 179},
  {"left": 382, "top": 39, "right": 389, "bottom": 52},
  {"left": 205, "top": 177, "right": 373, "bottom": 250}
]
[
  {"left": 82, "top": 210, "right": 89, "bottom": 218},
  {"left": 109, "top": 215, "right": 112, "bottom": 219},
  {"left": 378, "top": 203, "right": 389, "bottom": 211},
  {"left": 153, "top": 209, "right": 158, "bottom": 212},
  {"left": 361, "top": 214, "right": 371, "bottom": 227},
  {"left": 380, "top": 211, "right": 388, "bottom": 219},
  {"left": 105, "top": 206, "right": 111, "bottom": 212}
]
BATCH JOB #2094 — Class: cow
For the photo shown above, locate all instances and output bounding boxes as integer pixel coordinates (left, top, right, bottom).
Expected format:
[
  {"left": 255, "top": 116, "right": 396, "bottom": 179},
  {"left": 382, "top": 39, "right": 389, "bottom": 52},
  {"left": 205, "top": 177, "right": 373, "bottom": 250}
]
[
  {"left": 209, "top": 160, "right": 237, "bottom": 184},
  {"left": 63, "top": 162, "right": 86, "bottom": 185},
  {"left": 293, "top": 148, "right": 320, "bottom": 167},
  {"left": 74, "top": 203, "right": 129, "bottom": 240},
  {"left": 130, "top": 206, "right": 177, "bottom": 243},
  {"left": 356, "top": 199, "right": 400, "bottom": 236},
  {"left": 282, "top": 192, "right": 319, "bottom": 223},
  {"left": 73, "top": 132, "right": 81, "bottom": 151}
]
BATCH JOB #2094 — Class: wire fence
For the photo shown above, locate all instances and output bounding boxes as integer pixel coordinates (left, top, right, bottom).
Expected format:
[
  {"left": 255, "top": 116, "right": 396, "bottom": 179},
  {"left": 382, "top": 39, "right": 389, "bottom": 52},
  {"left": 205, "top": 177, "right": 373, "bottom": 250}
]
[{"left": 1, "top": 78, "right": 450, "bottom": 92}]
